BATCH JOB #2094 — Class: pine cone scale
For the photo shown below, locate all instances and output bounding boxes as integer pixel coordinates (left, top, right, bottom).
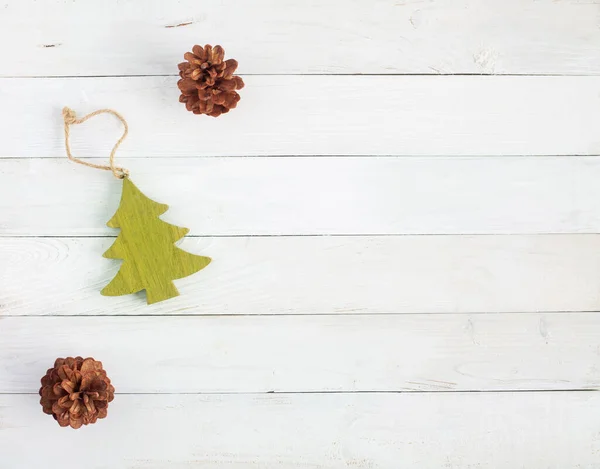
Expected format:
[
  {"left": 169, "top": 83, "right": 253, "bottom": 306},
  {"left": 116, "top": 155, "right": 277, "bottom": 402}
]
[
  {"left": 57, "top": 367, "right": 67, "bottom": 381},
  {"left": 191, "top": 68, "right": 202, "bottom": 80},
  {"left": 52, "top": 382, "right": 65, "bottom": 396},
  {"left": 84, "top": 398, "right": 95, "bottom": 415},
  {"left": 81, "top": 358, "right": 99, "bottom": 373},
  {"left": 191, "top": 44, "right": 205, "bottom": 58},
  {"left": 211, "top": 45, "right": 225, "bottom": 63},
  {"left": 61, "top": 379, "right": 75, "bottom": 394},
  {"left": 216, "top": 79, "right": 237, "bottom": 92},
  {"left": 81, "top": 374, "right": 95, "bottom": 391},
  {"left": 57, "top": 395, "right": 71, "bottom": 407},
  {"left": 184, "top": 52, "right": 198, "bottom": 63}
]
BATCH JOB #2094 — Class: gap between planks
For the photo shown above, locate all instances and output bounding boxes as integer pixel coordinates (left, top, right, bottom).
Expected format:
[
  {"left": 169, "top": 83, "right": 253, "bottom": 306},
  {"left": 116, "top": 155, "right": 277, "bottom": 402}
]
[
  {"left": 3, "top": 389, "right": 599, "bottom": 396},
  {"left": 0, "top": 73, "right": 594, "bottom": 78},
  {"left": 3, "top": 154, "right": 600, "bottom": 159},
  {"left": 7, "top": 233, "right": 600, "bottom": 238},
  {"left": 3, "top": 311, "right": 600, "bottom": 318}
]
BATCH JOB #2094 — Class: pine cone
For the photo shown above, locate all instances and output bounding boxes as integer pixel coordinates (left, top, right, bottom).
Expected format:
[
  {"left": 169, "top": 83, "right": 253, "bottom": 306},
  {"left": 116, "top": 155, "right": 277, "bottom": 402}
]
[
  {"left": 178, "top": 44, "right": 244, "bottom": 117},
  {"left": 39, "top": 357, "right": 115, "bottom": 429}
]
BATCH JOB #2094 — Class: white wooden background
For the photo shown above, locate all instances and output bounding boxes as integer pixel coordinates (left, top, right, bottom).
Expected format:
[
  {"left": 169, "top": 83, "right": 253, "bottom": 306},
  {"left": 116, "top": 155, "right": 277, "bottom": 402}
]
[{"left": 1, "top": 1, "right": 600, "bottom": 467}]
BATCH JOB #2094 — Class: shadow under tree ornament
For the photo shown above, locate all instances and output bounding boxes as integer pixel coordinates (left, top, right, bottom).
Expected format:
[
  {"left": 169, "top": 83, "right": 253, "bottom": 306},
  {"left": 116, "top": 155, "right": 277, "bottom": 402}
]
[{"left": 62, "top": 107, "right": 211, "bottom": 304}]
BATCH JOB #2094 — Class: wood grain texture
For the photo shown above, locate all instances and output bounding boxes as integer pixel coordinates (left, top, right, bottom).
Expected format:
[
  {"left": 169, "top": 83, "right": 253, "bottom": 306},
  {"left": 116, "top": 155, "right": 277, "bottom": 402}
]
[
  {"left": 1, "top": 76, "right": 600, "bottom": 157},
  {"left": 2, "top": 314, "right": 600, "bottom": 393},
  {"left": 2, "top": 0, "right": 600, "bottom": 76},
  {"left": 3, "top": 235, "right": 600, "bottom": 316},
  {"left": 1, "top": 392, "right": 598, "bottom": 468},
  {"left": 3, "top": 157, "right": 600, "bottom": 236}
]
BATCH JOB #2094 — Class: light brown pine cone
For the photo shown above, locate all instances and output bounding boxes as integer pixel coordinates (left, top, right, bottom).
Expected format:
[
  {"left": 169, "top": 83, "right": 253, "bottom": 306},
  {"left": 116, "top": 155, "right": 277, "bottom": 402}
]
[
  {"left": 177, "top": 44, "right": 244, "bottom": 117},
  {"left": 39, "top": 357, "right": 115, "bottom": 429}
]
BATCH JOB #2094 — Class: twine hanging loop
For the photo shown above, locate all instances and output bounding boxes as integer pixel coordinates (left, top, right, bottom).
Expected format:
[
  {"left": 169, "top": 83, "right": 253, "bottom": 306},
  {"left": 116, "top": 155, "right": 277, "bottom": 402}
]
[{"left": 62, "top": 107, "right": 130, "bottom": 179}]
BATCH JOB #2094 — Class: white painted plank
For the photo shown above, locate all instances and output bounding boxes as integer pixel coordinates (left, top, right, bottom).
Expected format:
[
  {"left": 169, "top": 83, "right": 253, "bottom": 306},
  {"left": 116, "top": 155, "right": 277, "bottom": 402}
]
[
  {"left": 3, "top": 236, "right": 600, "bottom": 316},
  {"left": 2, "top": 157, "right": 600, "bottom": 236},
  {"left": 2, "top": 314, "right": 600, "bottom": 393},
  {"left": 1, "top": 76, "right": 600, "bottom": 157},
  {"left": 2, "top": 0, "right": 600, "bottom": 76},
  {"left": 1, "top": 393, "right": 598, "bottom": 468}
]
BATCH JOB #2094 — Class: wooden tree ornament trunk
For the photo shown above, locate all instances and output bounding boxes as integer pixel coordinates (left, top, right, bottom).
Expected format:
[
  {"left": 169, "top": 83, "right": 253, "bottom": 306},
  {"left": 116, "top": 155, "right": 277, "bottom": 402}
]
[{"left": 145, "top": 281, "right": 180, "bottom": 305}]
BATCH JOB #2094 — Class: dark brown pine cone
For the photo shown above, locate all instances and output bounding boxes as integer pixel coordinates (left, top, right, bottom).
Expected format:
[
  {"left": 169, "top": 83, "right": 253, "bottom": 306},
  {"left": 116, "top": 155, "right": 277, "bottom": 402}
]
[
  {"left": 177, "top": 44, "right": 245, "bottom": 117},
  {"left": 39, "top": 357, "right": 115, "bottom": 429}
]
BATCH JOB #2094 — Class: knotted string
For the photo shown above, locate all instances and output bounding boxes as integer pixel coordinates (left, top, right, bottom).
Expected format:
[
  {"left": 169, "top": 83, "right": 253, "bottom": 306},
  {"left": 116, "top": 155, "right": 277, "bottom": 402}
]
[{"left": 62, "top": 107, "right": 130, "bottom": 179}]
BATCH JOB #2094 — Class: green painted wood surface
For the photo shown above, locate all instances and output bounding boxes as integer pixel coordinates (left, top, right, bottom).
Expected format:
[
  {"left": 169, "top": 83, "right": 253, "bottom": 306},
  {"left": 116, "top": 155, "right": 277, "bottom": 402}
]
[{"left": 101, "top": 177, "right": 211, "bottom": 304}]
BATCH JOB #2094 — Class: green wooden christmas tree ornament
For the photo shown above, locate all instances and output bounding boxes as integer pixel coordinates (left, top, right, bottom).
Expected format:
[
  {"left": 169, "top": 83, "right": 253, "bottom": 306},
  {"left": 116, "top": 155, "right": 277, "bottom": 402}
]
[
  {"left": 102, "top": 177, "right": 211, "bottom": 304},
  {"left": 62, "top": 106, "right": 211, "bottom": 304}
]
